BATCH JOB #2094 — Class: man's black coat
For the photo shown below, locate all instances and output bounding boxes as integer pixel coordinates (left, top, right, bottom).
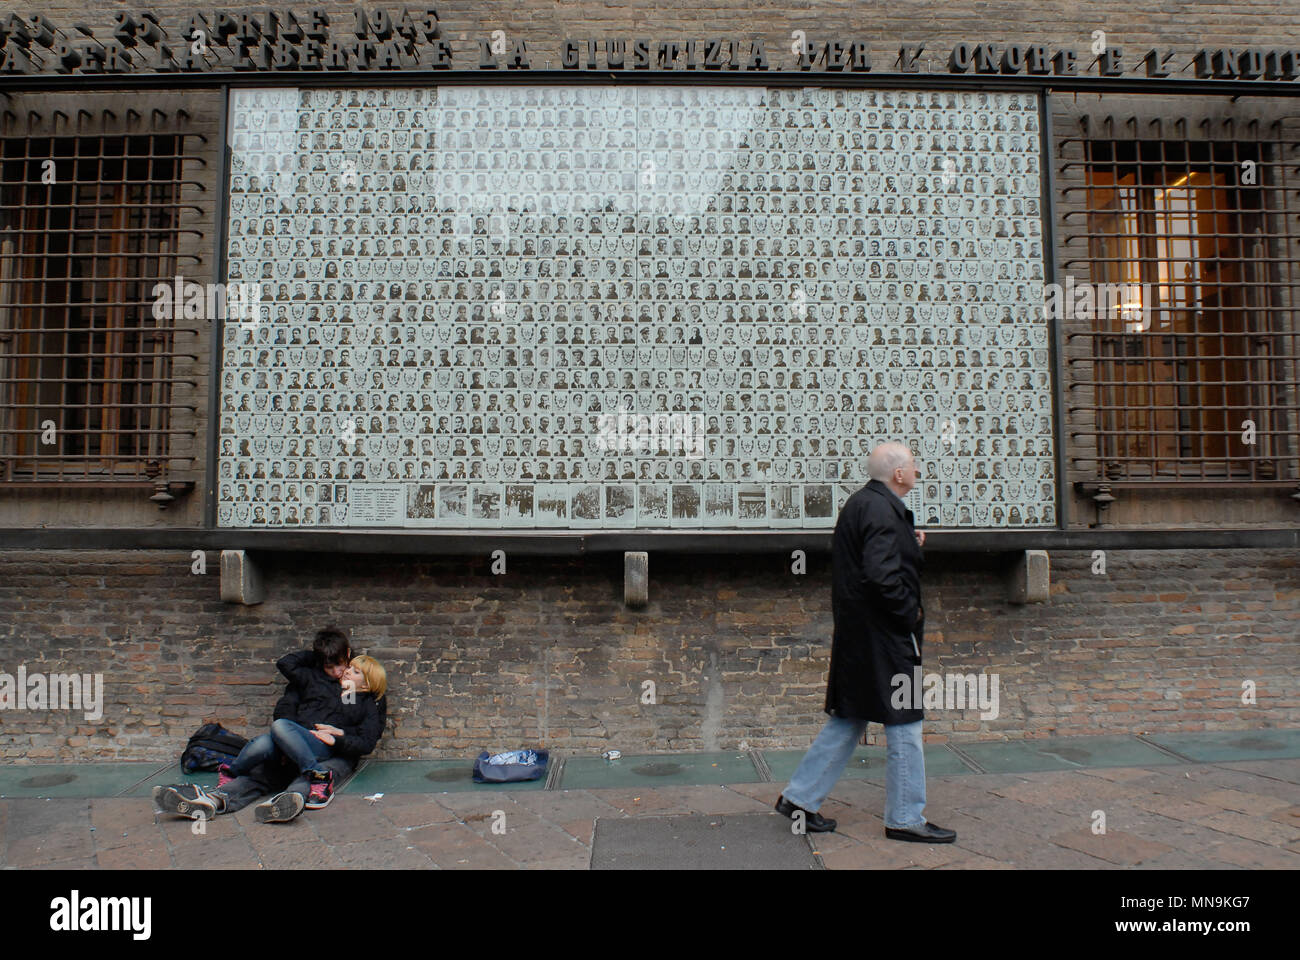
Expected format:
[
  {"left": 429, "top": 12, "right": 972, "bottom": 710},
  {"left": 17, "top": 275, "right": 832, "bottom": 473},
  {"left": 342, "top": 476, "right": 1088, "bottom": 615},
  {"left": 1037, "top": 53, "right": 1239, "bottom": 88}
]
[{"left": 825, "top": 478, "right": 925, "bottom": 725}]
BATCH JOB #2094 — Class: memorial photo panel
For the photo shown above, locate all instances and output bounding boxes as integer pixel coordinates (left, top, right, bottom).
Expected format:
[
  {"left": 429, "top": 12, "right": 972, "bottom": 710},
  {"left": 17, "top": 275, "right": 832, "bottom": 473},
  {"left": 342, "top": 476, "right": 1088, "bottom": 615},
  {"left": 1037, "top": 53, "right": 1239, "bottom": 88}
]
[{"left": 219, "top": 85, "right": 1056, "bottom": 529}]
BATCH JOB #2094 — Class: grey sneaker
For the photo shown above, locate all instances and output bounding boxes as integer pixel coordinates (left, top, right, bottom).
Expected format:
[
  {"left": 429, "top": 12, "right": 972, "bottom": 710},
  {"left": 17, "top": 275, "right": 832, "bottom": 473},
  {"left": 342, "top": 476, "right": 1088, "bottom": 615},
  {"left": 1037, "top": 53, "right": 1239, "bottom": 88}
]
[
  {"left": 153, "top": 784, "right": 220, "bottom": 820},
  {"left": 255, "top": 791, "right": 305, "bottom": 824}
]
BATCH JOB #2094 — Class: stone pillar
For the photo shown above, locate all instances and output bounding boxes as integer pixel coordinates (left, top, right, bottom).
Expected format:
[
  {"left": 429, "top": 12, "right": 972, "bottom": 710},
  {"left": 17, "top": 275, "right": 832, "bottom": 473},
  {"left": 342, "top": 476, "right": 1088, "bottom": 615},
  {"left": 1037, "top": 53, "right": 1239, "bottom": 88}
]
[
  {"left": 624, "top": 551, "right": 648, "bottom": 608},
  {"left": 1007, "top": 549, "right": 1050, "bottom": 604},
  {"left": 220, "top": 549, "right": 265, "bottom": 605}
]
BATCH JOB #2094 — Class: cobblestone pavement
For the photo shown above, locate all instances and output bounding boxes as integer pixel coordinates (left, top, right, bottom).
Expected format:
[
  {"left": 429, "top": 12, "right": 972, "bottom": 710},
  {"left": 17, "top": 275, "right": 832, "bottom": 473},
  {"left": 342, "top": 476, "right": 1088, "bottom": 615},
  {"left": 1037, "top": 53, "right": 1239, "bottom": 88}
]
[{"left": 2, "top": 757, "right": 1297, "bottom": 869}]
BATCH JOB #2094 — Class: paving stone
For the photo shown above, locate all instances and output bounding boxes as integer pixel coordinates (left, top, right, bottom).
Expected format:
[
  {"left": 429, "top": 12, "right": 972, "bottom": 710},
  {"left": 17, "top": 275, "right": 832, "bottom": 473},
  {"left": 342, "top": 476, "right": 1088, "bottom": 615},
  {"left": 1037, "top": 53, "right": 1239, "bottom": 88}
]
[
  {"left": 1202, "top": 838, "right": 1300, "bottom": 869},
  {"left": 472, "top": 812, "right": 590, "bottom": 866},
  {"left": 95, "top": 839, "right": 172, "bottom": 869},
  {"left": 1161, "top": 765, "right": 1300, "bottom": 799},
  {"left": 1076, "top": 766, "right": 1172, "bottom": 784},
  {"left": 257, "top": 840, "right": 347, "bottom": 870},
  {"left": 936, "top": 849, "right": 1018, "bottom": 869},
  {"left": 991, "top": 772, "right": 1134, "bottom": 808},
  {"left": 582, "top": 787, "right": 698, "bottom": 816},
  {"left": 521, "top": 849, "right": 592, "bottom": 869},
  {"left": 91, "top": 799, "right": 164, "bottom": 851},
  {"left": 498, "top": 789, "right": 624, "bottom": 826},
  {"left": 1268, "top": 804, "right": 1300, "bottom": 826},
  {"left": 1082, "top": 803, "right": 1232, "bottom": 850},
  {"left": 953, "top": 796, "right": 1081, "bottom": 837},
  {"left": 1048, "top": 827, "right": 1173, "bottom": 865},
  {"left": 301, "top": 798, "right": 400, "bottom": 844},
  {"left": 1195, "top": 810, "right": 1300, "bottom": 847},
  {"left": 641, "top": 784, "right": 774, "bottom": 815},
  {"left": 331, "top": 835, "right": 439, "bottom": 869},
  {"left": 822, "top": 778, "right": 887, "bottom": 811},
  {"left": 1126, "top": 848, "right": 1239, "bottom": 870},
  {"left": 949, "top": 823, "right": 1066, "bottom": 865},
  {"left": 558, "top": 817, "right": 597, "bottom": 844},
  {"left": 431, "top": 791, "right": 523, "bottom": 818},
  {"left": 921, "top": 776, "right": 986, "bottom": 809},
  {"left": 1217, "top": 758, "right": 1300, "bottom": 785},
  {"left": 29, "top": 856, "right": 98, "bottom": 870},
  {"left": 944, "top": 773, "right": 1033, "bottom": 794},
  {"left": 1129, "top": 792, "right": 1225, "bottom": 823},
  {"left": 798, "top": 824, "right": 848, "bottom": 852},
  {"left": 407, "top": 822, "right": 520, "bottom": 869},
  {"left": 5, "top": 802, "right": 94, "bottom": 867},
  {"left": 1014, "top": 844, "right": 1124, "bottom": 869},
  {"left": 821, "top": 805, "right": 886, "bottom": 843},
  {"left": 234, "top": 812, "right": 318, "bottom": 852},
  {"left": 1197, "top": 788, "right": 1295, "bottom": 815},
  {"left": 820, "top": 835, "right": 969, "bottom": 870},
  {"left": 168, "top": 836, "right": 262, "bottom": 870},
  {"left": 724, "top": 781, "right": 780, "bottom": 805},
  {"left": 373, "top": 794, "right": 458, "bottom": 829}
]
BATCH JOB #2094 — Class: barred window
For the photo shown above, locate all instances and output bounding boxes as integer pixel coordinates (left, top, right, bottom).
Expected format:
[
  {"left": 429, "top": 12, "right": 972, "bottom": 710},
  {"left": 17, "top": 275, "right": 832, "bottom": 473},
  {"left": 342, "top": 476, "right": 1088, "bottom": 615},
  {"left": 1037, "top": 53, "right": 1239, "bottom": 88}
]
[
  {"left": 0, "top": 130, "right": 192, "bottom": 488},
  {"left": 1070, "top": 119, "right": 1300, "bottom": 486}
]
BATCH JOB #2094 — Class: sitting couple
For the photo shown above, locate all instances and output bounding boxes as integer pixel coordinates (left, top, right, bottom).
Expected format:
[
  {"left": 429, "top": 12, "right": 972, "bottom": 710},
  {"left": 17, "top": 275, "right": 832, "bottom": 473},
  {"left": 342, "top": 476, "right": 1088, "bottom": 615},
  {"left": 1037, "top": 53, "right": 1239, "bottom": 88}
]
[{"left": 153, "top": 625, "right": 387, "bottom": 824}]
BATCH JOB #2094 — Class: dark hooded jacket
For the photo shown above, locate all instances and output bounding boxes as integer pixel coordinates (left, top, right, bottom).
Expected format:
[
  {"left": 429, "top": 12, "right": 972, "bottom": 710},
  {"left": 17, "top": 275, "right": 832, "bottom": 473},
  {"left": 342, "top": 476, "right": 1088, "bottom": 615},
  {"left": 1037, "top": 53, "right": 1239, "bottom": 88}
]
[{"left": 277, "top": 650, "right": 385, "bottom": 760}]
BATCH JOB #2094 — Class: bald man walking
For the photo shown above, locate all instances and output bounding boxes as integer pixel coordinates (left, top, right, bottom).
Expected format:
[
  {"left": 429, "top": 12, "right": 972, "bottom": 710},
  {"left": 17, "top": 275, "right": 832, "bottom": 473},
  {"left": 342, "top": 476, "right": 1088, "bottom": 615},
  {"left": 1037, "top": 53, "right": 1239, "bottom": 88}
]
[{"left": 776, "top": 442, "right": 956, "bottom": 843}]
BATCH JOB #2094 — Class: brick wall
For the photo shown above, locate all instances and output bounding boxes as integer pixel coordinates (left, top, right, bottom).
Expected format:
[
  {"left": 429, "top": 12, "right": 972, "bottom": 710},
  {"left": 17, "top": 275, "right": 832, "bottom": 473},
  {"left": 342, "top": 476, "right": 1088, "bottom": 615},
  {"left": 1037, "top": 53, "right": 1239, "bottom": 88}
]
[{"left": 0, "top": 548, "right": 1295, "bottom": 761}]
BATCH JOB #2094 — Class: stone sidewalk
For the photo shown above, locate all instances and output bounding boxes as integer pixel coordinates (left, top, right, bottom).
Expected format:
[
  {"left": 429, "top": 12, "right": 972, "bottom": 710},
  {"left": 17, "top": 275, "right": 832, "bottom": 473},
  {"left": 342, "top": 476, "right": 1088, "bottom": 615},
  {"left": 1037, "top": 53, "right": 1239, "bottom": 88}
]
[{"left": 2, "top": 756, "right": 1297, "bottom": 869}]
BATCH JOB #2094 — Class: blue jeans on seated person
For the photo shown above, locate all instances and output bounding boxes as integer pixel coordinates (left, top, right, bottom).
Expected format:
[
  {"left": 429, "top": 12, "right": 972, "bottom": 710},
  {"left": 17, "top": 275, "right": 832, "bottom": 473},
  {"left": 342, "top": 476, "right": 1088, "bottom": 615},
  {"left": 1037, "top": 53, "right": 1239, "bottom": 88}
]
[
  {"left": 782, "top": 715, "right": 927, "bottom": 829},
  {"left": 227, "top": 719, "right": 333, "bottom": 778},
  {"left": 269, "top": 718, "right": 334, "bottom": 775}
]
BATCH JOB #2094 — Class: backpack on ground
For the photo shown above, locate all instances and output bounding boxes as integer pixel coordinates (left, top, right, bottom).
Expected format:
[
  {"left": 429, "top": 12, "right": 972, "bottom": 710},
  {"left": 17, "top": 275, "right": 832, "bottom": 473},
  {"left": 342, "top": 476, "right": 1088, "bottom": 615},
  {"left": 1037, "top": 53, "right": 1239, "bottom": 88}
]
[{"left": 180, "top": 723, "right": 249, "bottom": 773}]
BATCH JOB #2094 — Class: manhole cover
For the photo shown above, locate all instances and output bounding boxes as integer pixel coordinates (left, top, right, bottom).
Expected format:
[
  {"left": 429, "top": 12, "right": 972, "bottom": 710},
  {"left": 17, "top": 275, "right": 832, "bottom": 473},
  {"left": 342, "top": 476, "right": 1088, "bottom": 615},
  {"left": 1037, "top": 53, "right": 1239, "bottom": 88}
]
[
  {"left": 19, "top": 773, "right": 77, "bottom": 788},
  {"left": 632, "top": 762, "right": 683, "bottom": 777},
  {"left": 425, "top": 768, "right": 470, "bottom": 783}
]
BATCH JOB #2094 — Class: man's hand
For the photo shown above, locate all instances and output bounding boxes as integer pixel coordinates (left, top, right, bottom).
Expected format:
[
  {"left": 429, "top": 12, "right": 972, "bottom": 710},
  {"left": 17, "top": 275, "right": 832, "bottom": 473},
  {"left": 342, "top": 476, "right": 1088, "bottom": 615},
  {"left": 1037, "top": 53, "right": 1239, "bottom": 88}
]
[
  {"left": 314, "top": 723, "right": 344, "bottom": 736},
  {"left": 311, "top": 730, "right": 336, "bottom": 745},
  {"left": 915, "top": 529, "right": 926, "bottom": 547}
]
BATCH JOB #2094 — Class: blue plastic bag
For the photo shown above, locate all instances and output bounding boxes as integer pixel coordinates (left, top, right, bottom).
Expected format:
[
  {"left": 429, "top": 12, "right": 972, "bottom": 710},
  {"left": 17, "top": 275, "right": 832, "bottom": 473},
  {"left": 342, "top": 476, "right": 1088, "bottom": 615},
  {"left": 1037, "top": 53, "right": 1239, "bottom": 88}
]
[{"left": 472, "top": 748, "right": 549, "bottom": 783}]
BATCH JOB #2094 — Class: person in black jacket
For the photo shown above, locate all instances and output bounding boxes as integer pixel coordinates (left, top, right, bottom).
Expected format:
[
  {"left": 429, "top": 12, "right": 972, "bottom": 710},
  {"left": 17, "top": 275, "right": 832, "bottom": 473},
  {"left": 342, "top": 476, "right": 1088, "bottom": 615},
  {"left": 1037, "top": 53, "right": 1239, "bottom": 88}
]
[
  {"left": 775, "top": 443, "right": 957, "bottom": 843},
  {"left": 153, "top": 626, "right": 388, "bottom": 824}
]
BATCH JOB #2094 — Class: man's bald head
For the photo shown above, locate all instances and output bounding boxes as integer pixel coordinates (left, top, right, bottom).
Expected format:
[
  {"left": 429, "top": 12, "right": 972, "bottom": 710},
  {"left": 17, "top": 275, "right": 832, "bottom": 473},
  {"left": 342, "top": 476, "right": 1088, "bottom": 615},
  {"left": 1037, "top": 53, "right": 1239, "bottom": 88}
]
[
  {"left": 867, "top": 442, "right": 918, "bottom": 496},
  {"left": 867, "top": 443, "right": 913, "bottom": 481}
]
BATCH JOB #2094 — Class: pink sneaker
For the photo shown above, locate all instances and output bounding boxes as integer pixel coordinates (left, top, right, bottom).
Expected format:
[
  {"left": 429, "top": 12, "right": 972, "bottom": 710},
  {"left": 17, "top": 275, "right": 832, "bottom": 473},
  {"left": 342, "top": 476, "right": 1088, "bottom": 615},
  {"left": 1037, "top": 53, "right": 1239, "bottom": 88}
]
[{"left": 305, "top": 769, "right": 335, "bottom": 809}]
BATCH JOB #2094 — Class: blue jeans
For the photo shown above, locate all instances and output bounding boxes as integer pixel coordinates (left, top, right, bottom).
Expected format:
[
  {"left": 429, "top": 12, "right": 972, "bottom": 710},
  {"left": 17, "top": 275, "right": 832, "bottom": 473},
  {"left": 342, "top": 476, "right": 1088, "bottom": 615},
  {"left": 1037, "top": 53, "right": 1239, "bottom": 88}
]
[
  {"left": 228, "top": 719, "right": 333, "bottom": 778},
  {"left": 782, "top": 715, "right": 927, "bottom": 829}
]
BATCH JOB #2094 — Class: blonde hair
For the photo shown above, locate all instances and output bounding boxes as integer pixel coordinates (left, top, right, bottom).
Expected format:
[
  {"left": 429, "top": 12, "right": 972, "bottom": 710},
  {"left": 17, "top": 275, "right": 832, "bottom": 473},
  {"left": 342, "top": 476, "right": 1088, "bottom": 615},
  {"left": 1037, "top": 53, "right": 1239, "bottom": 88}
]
[{"left": 351, "top": 655, "right": 387, "bottom": 699}]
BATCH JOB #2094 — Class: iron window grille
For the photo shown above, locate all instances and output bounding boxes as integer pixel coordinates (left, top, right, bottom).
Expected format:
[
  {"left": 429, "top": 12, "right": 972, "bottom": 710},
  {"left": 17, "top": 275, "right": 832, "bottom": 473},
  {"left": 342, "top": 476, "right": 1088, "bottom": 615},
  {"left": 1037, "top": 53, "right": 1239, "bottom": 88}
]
[
  {"left": 1061, "top": 115, "right": 1300, "bottom": 489},
  {"left": 0, "top": 111, "right": 202, "bottom": 498}
]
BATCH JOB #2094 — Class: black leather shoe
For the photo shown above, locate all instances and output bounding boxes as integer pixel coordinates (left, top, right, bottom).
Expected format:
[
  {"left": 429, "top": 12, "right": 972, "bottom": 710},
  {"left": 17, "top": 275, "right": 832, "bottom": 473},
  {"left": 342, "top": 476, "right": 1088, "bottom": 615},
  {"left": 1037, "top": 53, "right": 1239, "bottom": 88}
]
[
  {"left": 774, "top": 795, "right": 837, "bottom": 832},
  {"left": 885, "top": 822, "right": 956, "bottom": 843}
]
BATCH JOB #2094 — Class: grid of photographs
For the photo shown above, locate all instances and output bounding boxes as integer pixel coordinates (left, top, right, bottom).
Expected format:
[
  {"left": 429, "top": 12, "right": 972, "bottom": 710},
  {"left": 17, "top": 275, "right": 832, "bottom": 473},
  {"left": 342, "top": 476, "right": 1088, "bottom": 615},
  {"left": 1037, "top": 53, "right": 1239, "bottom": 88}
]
[{"left": 218, "top": 85, "right": 1056, "bottom": 529}]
